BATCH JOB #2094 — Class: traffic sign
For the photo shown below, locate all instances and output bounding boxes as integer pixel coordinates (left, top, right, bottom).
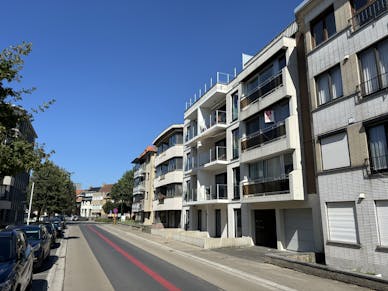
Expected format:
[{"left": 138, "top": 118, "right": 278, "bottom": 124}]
[{"left": 113, "top": 208, "right": 118, "bottom": 214}]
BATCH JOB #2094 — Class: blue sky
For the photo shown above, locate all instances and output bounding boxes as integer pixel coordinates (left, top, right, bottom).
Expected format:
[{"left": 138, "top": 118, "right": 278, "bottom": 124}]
[{"left": 3, "top": 0, "right": 302, "bottom": 188}]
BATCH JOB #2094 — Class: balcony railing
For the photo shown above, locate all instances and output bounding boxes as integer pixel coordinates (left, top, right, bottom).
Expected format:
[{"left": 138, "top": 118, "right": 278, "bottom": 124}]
[
  {"left": 205, "top": 184, "right": 228, "bottom": 200},
  {"left": 243, "top": 175, "right": 290, "bottom": 197},
  {"left": 185, "top": 126, "right": 198, "bottom": 143},
  {"left": 364, "top": 154, "right": 388, "bottom": 175},
  {"left": 240, "top": 71, "right": 283, "bottom": 109},
  {"left": 350, "top": 0, "right": 388, "bottom": 31},
  {"left": 199, "top": 146, "right": 227, "bottom": 166},
  {"left": 203, "top": 110, "right": 226, "bottom": 132},
  {"left": 358, "top": 72, "right": 388, "bottom": 97},
  {"left": 184, "top": 188, "right": 197, "bottom": 202},
  {"left": 185, "top": 157, "right": 197, "bottom": 171},
  {"left": 132, "top": 202, "right": 144, "bottom": 212},
  {"left": 233, "top": 184, "right": 240, "bottom": 200},
  {"left": 241, "top": 121, "right": 286, "bottom": 152},
  {"left": 133, "top": 194, "right": 144, "bottom": 203}
]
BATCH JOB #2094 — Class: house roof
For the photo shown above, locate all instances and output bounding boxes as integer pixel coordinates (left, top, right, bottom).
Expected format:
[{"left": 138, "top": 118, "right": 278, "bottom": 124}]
[
  {"left": 153, "top": 124, "right": 183, "bottom": 146},
  {"left": 131, "top": 145, "right": 157, "bottom": 163},
  {"left": 99, "top": 184, "right": 113, "bottom": 193}
]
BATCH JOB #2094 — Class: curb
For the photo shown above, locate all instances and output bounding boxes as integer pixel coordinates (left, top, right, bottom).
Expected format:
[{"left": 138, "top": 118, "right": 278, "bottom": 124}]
[
  {"left": 265, "top": 254, "right": 388, "bottom": 291},
  {"left": 46, "top": 231, "right": 68, "bottom": 291}
]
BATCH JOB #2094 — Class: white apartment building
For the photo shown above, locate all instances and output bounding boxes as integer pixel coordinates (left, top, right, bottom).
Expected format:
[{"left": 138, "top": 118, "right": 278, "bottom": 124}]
[
  {"left": 182, "top": 23, "right": 323, "bottom": 253},
  {"left": 132, "top": 146, "right": 156, "bottom": 225},
  {"left": 296, "top": 0, "right": 388, "bottom": 276},
  {"left": 153, "top": 125, "right": 184, "bottom": 228}
]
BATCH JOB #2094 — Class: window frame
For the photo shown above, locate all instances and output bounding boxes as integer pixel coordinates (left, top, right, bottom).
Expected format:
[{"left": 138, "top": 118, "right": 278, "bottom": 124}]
[
  {"left": 311, "top": 6, "right": 337, "bottom": 48},
  {"left": 231, "top": 92, "right": 239, "bottom": 121},
  {"left": 315, "top": 64, "right": 343, "bottom": 106},
  {"left": 366, "top": 121, "right": 388, "bottom": 173},
  {"left": 320, "top": 131, "right": 351, "bottom": 171},
  {"left": 232, "top": 128, "right": 239, "bottom": 160}
]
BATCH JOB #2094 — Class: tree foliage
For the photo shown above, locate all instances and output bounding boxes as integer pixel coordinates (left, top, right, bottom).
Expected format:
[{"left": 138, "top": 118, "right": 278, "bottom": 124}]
[
  {"left": 0, "top": 42, "right": 54, "bottom": 177},
  {"left": 110, "top": 170, "right": 134, "bottom": 205},
  {"left": 29, "top": 161, "right": 76, "bottom": 217}
]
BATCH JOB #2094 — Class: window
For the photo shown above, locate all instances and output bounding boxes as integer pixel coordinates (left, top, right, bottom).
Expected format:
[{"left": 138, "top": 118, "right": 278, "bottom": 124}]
[
  {"left": 232, "top": 128, "right": 239, "bottom": 159},
  {"left": 359, "top": 38, "right": 388, "bottom": 96},
  {"left": 376, "top": 200, "right": 388, "bottom": 246},
  {"left": 233, "top": 167, "right": 240, "bottom": 200},
  {"left": 351, "top": 0, "right": 388, "bottom": 30},
  {"left": 321, "top": 132, "right": 350, "bottom": 170},
  {"left": 232, "top": 92, "right": 239, "bottom": 121},
  {"left": 248, "top": 153, "right": 293, "bottom": 181},
  {"left": 316, "top": 65, "right": 343, "bottom": 105},
  {"left": 311, "top": 7, "right": 336, "bottom": 47},
  {"left": 367, "top": 123, "right": 388, "bottom": 171},
  {"left": 327, "top": 202, "right": 358, "bottom": 244},
  {"left": 234, "top": 209, "right": 242, "bottom": 237}
]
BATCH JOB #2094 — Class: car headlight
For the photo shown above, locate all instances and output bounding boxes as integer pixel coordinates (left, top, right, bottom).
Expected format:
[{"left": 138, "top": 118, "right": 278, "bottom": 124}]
[{"left": 0, "top": 279, "right": 12, "bottom": 291}]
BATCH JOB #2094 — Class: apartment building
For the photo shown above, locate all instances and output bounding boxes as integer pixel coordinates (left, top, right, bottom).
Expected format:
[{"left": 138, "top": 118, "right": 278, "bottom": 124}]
[
  {"left": 153, "top": 125, "right": 184, "bottom": 228},
  {"left": 182, "top": 23, "right": 323, "bottom": 253},
  {"left": 296, "top": 0, "right": 388, "bottom": 275},
  {"left": 132, "top": 146, "right": 156, "bottom": 225}
]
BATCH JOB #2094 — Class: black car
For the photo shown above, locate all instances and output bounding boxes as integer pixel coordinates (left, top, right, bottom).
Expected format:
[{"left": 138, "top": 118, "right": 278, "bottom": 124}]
[
  {"left": 42, "top": 223, "right": 57, "bottom": 247},
  {"left": 0, "top": 230, "right": 33, "bottom": 291},
  {"left": 49, "top": 219, "right": 64, "bottom": 238},
  {"left": 8, "top": 225, "right": 51, "bottom": 270}
]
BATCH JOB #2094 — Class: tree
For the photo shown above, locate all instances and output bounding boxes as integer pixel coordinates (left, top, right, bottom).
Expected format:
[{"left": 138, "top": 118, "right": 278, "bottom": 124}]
[
  {"left": 102, "top": 201, "right": 115, "bottom": 214},
  {"left": 110, "top": 170, "right": 134, "bottom": 213},
  {"left": 29, "top": 161, "right": 75, "bottom": 218},
  {"left": 0, "top": 42, "right": 54, "bottom": 178}
]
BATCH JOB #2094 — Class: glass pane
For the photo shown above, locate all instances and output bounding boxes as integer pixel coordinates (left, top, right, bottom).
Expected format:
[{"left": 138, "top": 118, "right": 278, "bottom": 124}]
[
  {"left": 317, "top": 73, "right": 331, "bottom": 104},
  {"left": 312, "top": 20, "right": 324, "bottom": 46},
  {"left": 266, "top": 156, "right": 281, "bottom": 179},
  {"left": 232, "top": 93, "right": 239, "bottom": 121},
  {"left": 368, "top": 125, "right": 388, "bottom": 170},
  {"left": 246, "top": 76, "right": 259, "bottom": 93},
  {"left": 246, "top": 116, "right": 260, "bottom": 135},
  {"left": 360, "top": 48, "right": 379, "bottom": 95},
  {"left": 325, "top": 12, "right": 336, "bottom": 38},
  {"left": 378, "top": 39, "right": 388, "bottom": 88},
  {"left": 259, "top": 65, "right": 274, "bottom": 84},
  {"left": 330, "top": 66, "right": 343, "bottom": 99},
  {"left": 353, "top": 0, "right": 368, "bottom": 11}
]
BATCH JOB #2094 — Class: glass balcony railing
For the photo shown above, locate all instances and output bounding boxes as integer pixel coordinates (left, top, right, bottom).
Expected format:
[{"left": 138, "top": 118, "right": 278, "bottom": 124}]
[
  {"left": 199, "top": 146, "right": 227, "bottom": 166},
  {"left": 240, "top": 71, "right": 283, "bottom": 109},
  {"left": 205, "top": 184, "right": 228, "bottom": 200},
  {"left": 350, "top": 0, "right": 388, "bottom": 31},
  {"left": 203, "top": 110, "right": 226, "bottom": 132},
  {"left": 233, "top": 184, "right": 240, "bottom": 200},
  {"left": 185, "top": 126, "right": 198, "bottom": 143},
  {"left": 184, "top": 188, "right": 197, "bottom": 202},
  {"left": 185, "top": 157, "right": 197, "bottom": 171},
  {"left": 241, "top": 121, "right": 286, "bottom": 152},
  {"left": 242, "top": 175, "right": 290, "bottom": 197}
]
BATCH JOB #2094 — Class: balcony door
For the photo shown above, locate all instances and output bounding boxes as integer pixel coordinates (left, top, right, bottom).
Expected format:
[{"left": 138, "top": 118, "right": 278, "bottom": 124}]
[
  {"left": 215, "top": 209, "right": 221, "bottom": 238},
  {"left": 215, "top": 173, "right": 227, "bottom": 199}
]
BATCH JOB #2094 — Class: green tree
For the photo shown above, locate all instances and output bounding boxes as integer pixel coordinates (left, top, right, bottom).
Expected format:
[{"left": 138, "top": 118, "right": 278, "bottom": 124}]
[
  {"left": 0, "top": 42, "right": 54, "bottom": 178},
  {"left": 110, "top": 170, "right": 134, "bottom": 213},
  {"left": 102, "top": 201, "right": 115, "bottom": 214},
  {"left": 29, "top": 161, "right": 75, "bottom": 218}
]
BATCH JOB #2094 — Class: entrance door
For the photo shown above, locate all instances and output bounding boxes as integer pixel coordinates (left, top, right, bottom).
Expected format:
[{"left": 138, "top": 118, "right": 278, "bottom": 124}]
[
  {"left": 254, "top": 209, "right": 277, "bottom": 248},
  {"left": 198, "top": 209, "right": 202, "bottom": 231},
  {"left": 215, "top": 209, "right": 221, "bottom": 238}
]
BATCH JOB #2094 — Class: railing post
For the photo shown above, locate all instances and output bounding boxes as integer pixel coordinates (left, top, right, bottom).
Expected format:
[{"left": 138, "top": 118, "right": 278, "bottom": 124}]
[{"left": 210, "top": 77, "right": 213, "bottom": 87}]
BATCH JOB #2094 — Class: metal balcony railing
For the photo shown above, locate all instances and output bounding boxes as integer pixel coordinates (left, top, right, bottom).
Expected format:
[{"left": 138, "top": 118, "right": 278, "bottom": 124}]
[
  {"left": 350, "top": 0, "right": 388, "bottom": 31},
  {"left": 199, "top": 146, "right": 227, "bottom": 166},
  {"left": 241, "top": 121, "right": 286, "bottom": 152},
  {"left": 205, "top": 184, "right": 228, "bottom": 200},
  {"left": 240, "top": 71, "right": 283, "bottom": 109},
  {"left": 365, "top": 154, "right": 388, "bottom": 174},
  {"left": 243, "top": 174, "right": 290, "bottom": 197},
  {"left": 358, "top": 72, "right": 388, "bottom": 97}
]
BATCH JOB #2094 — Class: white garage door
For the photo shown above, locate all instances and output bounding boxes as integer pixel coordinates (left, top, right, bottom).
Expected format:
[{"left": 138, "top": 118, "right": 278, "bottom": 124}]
[{"left": 284, "top": 208, "right": 314, "bottom": 252}]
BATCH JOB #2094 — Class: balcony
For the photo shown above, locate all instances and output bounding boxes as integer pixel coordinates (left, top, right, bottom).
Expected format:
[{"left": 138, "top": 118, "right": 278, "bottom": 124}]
[
  {"left": 132, "top": 201, "right": 144, "bottom": 212},
  {"left": 133, "top": 181, "right": 145, "bottom": 194},
  {"left": 358, "top": 72, "right": 388, "bottom": 98},
  {"left": 240, "top": 71, "right": 283, "bottom": 110},
  {"left": 242, "top": 175, "right": 290, "bottom": 197},
  {"left": 133, "top": 194, "right": 144, "bottom": 203},
  {"left": 183, "top": 188, "right": 197, "bottom": 203},
  {"left": 134, "top": 165, "right": 146, "bottom": 178},
  {"left": 200, "top": 110, "right": 227, "bottom": 138},
  {"left": 184, "top": 126, "right": 198, "bottom": 146},
  {"left": 241, "top": 121, "right": 286, "bottom": 152},
  {"left": 350, "top": 0, "right": 388, "bottom": 32},
  {"left": 205, "top": 184, "right": 228, "bottom": 200},
  {"left": 184, "top": 156, "right": 197, "bottom": 172},
  {"left": 198, "top": 146, "right": 227, "bottom": 171}
]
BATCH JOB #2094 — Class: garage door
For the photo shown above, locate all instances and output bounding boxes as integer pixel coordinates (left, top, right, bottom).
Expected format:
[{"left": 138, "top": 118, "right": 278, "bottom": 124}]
[{"left": 284, "top": 208, "right": 314, "bottom": 252}]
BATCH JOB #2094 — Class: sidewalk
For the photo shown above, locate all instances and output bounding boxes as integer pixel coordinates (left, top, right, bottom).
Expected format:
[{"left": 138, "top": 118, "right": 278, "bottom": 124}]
[{"left": 100, "top": 223, "right": 376, "bottom": 291}]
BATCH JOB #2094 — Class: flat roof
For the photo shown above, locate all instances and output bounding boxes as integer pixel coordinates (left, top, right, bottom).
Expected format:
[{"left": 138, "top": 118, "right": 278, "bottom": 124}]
[{"left": 153, "top": 124, "right": 183, "bottom": 146}]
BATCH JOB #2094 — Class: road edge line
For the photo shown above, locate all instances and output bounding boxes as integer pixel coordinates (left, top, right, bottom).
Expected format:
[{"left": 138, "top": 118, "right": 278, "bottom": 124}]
[{"left": 46, "top": 231, "right": 68, "bottom": 291}]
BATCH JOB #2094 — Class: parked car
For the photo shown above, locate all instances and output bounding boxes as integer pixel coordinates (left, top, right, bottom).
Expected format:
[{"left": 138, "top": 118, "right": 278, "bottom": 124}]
[
  {"left": 42, "top": 222, "right": 57, "bottom": 247},
  {"left": 0, "top": 230, "right": 33, "bottom": 291},
  {"left": 49, "top": 219, "right": 63, "bottom": 238},
  {"left": 8, "top": 225, "right": 51, "bottom": 270}
]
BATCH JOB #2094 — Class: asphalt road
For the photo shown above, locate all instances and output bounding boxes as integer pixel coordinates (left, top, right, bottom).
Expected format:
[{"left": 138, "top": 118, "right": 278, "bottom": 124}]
[{"left": 80, "top": 224, "right": 219, "bottom": 291}]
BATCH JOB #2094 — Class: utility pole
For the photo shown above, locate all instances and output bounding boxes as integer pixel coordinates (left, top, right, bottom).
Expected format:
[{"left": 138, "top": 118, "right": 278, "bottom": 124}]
[{"left": 27, "top": 182, "right": 34, "bottom": 225}]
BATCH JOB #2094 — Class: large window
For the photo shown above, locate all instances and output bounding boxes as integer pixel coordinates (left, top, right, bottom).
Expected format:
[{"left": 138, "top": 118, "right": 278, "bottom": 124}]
[
  {"left": 359, "top": 38, "right": 388, "bottom": 96},
  {"left": 367, "top": 123, "right": 388, "bottom": 172},
  {"left": 376, "top": 200, "right": 388, "bottom": 246},
  {"left": 311, "top": 7, "right": 336, "bottom": 47},
  {"left": 156, "top": 157, "right": 182, "bottom": 177},
  {"left": 316, "top": 65, "right": 343, "bottom": 105},
  {"left": 326, "top": 202, "right": 358, "bottom": 244},
  {"left": 320, "top": 132, "right": 350, "bottom": 170},
  {"left": 232, "top": 92, "right": 239, "bottom": 121},
  {"left": 249, "top": 153, "right": 293, "bottom": 181},
  {"left": 157, "top": 133, "right": 183, "bottom": 154},
  {"left": 232, "top": 128, "right": 239, "bottom": 159}
]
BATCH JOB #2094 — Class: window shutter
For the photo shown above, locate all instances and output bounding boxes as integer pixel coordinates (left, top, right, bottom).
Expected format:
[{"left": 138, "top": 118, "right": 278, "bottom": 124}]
[
  {"left": 321, "top": 132, "right": 350, "bottom": 170},
  {"left": 376, "top": 200, "right": 388, "bottom": 246},
  {"left": 327, "top": 202, "right": 358, "bottom": 243}
]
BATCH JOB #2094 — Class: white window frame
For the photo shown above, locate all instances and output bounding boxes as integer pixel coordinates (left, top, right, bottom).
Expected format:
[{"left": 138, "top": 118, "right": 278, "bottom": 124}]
[{"left": 375, "top": 200, "right": 388, "bottom": 247}]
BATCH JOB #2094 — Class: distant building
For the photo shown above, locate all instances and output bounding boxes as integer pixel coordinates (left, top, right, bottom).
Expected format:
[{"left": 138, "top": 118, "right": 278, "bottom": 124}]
[{"left": 0, "top": 115, "right": 37, "bottom": 227}]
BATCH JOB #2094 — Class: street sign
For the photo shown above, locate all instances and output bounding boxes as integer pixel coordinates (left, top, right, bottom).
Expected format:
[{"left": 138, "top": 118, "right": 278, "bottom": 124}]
[{"left": 113, "top": 208, "right": 118, "bottom": 214}]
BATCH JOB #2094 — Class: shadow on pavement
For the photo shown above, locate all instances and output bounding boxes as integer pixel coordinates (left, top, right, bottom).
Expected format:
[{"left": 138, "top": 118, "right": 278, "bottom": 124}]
[
  {"left": 34, "top": 255, "right": 58, "bottom": 273},
  {"left": 64, "top": 236, "right": 79, "bottom": 240},
  {"left": 32, "top": 279, "right": 48, "bottom": 291}
]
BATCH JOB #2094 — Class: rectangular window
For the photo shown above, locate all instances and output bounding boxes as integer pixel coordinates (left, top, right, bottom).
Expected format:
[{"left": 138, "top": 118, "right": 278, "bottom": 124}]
[
  {"left": 311, "top": 7, "right": 336, "bottom": 47},
  {"left": 376, "top": 200, "right": 388, "bottom": 246},
  {"left": 232, "top": 128, "right": 239, "bottom": 159},
  {"left": 359, "top": 38, "right": 388, "bottom": 96},
  {"left": 232, "top": 92, "right": 239, "bottom": 121},
  {"left": 234, "top": 209, "right": 242, "bottom": 237},
  {"left": 321, "top": 132, "right": 350, "bottom": 170},
  {"left": 316, "top": 65, "right": 343, "bottom": 105},
  {"left": 367, "top": 123, "right": 388, "bottom": 171},
  {"left": 248, "top": 153, "right": 293, "bottom": 180},
  {"left": 327, "top": 202, "right": 358, "bottom": 244},
  {"left": 233, "top": 167, "right": 240, "bottom": 200},
  {"left": 351, "top": 0, "right": 388, "bottom": 30}
]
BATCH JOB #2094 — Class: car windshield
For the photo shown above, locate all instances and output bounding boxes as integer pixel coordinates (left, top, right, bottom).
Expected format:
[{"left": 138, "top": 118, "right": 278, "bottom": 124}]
[
  {"left": 0, "top": 237, "right": 13, "bottom": 262},
  {"left": 24, "top": 230, "right": 40, "bottom": 240}
]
